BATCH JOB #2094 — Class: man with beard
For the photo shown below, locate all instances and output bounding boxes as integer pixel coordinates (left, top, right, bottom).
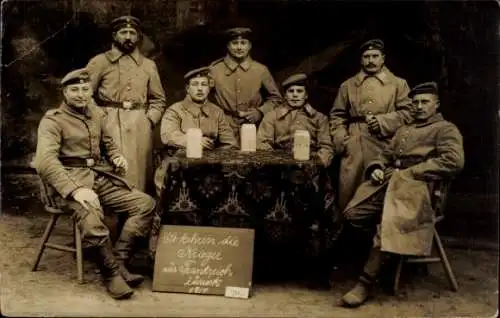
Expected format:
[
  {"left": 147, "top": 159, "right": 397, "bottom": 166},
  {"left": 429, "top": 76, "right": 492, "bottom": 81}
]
[
  {"left": 33, "top": 69, "right": 156, "bottom": 299},
  {"left": 339, "top": 82, "right": 464, "bottom": 307},
  {"left": 86, "top": 16, "right": 167, "bottom": 194},
  {"left": 329, "top": 39, "right": 412, "bottom": 212},
  {"left": 160, "top": 66, "right": 238, "bottom": 153},
  {"left": 257, "top": 73, "right": 333, "bottom": 167},
  {"left": 209, "top": 27, "right": 282, "bottom": 142}
]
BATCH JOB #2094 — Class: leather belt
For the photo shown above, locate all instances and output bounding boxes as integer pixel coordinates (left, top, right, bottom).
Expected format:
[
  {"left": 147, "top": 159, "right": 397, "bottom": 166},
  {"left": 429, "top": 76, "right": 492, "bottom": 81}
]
[
  {"left": 348, "top": 116, "right": 366, "bottom": 123},
  {"left": 94, "top": 97, "right": 145, "bottom": 110},
  {"left": 392, "top": 156, "right": 425, "bottom": 169},
  {"left": 59, "top": 157, "right": 99, "bottom": 167}
]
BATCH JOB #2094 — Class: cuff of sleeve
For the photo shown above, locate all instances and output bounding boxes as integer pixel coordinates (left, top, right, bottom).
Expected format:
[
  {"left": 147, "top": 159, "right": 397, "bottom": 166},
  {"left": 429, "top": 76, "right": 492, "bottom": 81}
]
[
  {"left": 61, "top": 184, "right": 82, "bottom": 200},
  {"left": 364, "top": 161, "right": 385, "bottom": 180},
  {"left": 147, "top": 109, "right": 163, "bottom": 126},
  {"left": 258, "top": 102, "right": 274, "bottom": 115}
]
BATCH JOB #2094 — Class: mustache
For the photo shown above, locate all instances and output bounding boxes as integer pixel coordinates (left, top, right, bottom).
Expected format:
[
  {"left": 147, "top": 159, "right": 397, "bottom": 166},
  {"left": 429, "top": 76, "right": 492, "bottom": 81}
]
[{"left": 366, "top": 63, "right": 376, "bottom": 67}]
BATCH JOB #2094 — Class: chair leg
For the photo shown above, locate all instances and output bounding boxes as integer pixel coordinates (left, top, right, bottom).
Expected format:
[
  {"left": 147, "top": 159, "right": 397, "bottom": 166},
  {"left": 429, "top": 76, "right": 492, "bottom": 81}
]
[
  {"left": 393, "top": 256, "right": 404, "bottom": 294},
  {"left": 434, "top": 230, "right": 459, "bottom": 292},
  {"left": 74, "top": 222, "right": 84, "bottom": 284},
  {"left": 32, "top": 214, "right": 59, "bottom": 271}
]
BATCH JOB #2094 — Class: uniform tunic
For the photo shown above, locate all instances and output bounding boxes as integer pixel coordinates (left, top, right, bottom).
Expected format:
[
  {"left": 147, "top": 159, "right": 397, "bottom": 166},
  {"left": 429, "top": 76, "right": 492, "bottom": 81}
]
[
  {"left": 343, "top": 113, "right": 465, "bottom": 256},
  {"left": 257, "top": 103, "right": 334, "bottom": 166},
  {"left": 34, "top": 103, "right": 155, "bottom": 248},
  {"left": 160, "top": 97, "right": 238, "bottom": 150},
  {"left": 86, "top": 46, "right": 167, "bottom": 192},
  {"left": 209, "top": 55, "right": 282, "bottom": 140},
  {"left": 329, "top": 67, "right": 412, "bottom": 210}
]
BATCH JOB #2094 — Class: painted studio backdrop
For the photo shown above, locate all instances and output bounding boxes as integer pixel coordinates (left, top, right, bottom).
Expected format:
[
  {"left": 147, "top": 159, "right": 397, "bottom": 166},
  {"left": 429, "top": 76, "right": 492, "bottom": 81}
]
[{"left": 1, "top": 0, "right": 498, "bottom": 244}]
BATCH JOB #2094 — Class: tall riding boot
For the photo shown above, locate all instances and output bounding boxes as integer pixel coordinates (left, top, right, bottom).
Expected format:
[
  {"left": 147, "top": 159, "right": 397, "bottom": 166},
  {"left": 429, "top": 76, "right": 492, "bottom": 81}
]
[
  {"left": 341, "top": 247, "right": 383, "bottom": 308},
  {"left": 92, "top": 242, "right": 134, "bottom": 300},
  {"left": 114, "top": 230, "right": 144, "bottom": 287}
]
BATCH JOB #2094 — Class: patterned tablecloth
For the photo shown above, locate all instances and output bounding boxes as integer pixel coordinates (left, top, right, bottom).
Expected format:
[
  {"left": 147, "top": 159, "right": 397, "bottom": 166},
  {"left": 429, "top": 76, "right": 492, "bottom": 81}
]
[{"left": 149, "top": 149, "right": 340, "bottom": 277}]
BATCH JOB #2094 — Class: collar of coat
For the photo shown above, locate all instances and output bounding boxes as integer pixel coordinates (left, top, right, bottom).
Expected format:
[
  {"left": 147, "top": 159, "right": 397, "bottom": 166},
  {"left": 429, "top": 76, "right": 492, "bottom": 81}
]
[
  {"left": 414, "top": 112, "right": 444, "bottom": 127},
  {"left": 276, "top": 103, "right": 316, "bottom": 119},
  {"left": 181, "top": 96, "right": 211, "bottom": 118},
  {"left": 223, "top": 55, "right": 252, "bottom": 75},
  {"left": 354, "top": 66, "right": 394, "bottom": 86},
  {"left": 105, "top": 45, "right": 143, "bottom": 65},
  {"left": 60, "top": 102, "right": 93, "bottom": 120}
]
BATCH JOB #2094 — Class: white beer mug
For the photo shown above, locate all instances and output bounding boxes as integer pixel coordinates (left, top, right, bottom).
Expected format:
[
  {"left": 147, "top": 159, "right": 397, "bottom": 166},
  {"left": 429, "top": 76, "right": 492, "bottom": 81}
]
[
  {"left": 240, "top": 124, "right": 257, "bottom": 152},
  {"left": 293, "top": 130, "right": 310, "bottom": 161},
  {"left": 186, "top": 128, "right": 203, "bottom": 158}
]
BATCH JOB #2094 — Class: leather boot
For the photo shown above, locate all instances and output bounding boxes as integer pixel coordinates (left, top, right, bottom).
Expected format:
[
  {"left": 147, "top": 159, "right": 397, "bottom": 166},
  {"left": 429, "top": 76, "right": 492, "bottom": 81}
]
[
  {"left": 340, "top": 247, "right": 382, "bottom": 308},
  {"left": 114, "top": 231, "right": 144, "bottom": 287},
  {"left": 92, "top": 242, "right": 133, "bottom": 300}
]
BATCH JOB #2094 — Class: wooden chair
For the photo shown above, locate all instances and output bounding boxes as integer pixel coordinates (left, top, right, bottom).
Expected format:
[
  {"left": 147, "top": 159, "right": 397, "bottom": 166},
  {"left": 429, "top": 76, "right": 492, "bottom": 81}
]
[
  {"left": 31, "top": 177, "right": 84, "bottom": 284},
  {"left": 393, "top": 180, "right": 459, "bottom": 293}
]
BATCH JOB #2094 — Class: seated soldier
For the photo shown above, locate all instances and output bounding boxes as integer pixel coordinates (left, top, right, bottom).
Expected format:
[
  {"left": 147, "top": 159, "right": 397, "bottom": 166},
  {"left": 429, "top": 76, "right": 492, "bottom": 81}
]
[
  {"left": 160, "top": 66, "right": 238, "bottom": 151},
  {"left": 33, "top": 68, "right": 156, "bottom": 300},
  {"left": 256, "top": 73, "right": 334, "bottom": 166},
  {"left": 339, "top": 82, "right": 465, "bottom": 307}
]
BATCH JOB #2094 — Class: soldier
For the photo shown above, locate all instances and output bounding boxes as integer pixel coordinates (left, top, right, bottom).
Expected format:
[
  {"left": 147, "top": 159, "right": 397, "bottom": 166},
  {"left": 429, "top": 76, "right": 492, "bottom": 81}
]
[
  {"left": 339, "top": 82, "right": 465, "bottom": 307},
  {"left": 209, "top": 27, "right": 282, "bottom": 142},
  {"left": 329, "top": 39, "right": 412, "bottom": 211},
  {"left": 257, "top": 73, "right": 334, "bottom": 167},
  {"left": 33, "top": 68, "right": 156, "bottom": 299},
  {"left": 86, "top": 15, "right": 167, "bottom": 193},
  {"left": 160, "top": 66, "right": 238, "bottom": 151}
]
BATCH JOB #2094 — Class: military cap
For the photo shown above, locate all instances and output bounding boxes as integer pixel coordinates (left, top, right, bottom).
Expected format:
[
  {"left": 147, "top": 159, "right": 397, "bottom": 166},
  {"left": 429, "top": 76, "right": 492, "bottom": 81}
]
[
  {"left": 408, "top": 81, "right": 439, "bottom": 98},
  {"left": 225, "top": 27, "right": 252, "bottom": 41},
  {"left": 360, "top": 38, "right": 385, "bottom": 54},
  {"left": 60, "top": 68, "right": 91, "bottom": 86},
  {"left": 111, "top": 15, "right": 141, "bottom": 32},
  {"left": 282, "top": 73, "right": 308, "bottom": 90}
]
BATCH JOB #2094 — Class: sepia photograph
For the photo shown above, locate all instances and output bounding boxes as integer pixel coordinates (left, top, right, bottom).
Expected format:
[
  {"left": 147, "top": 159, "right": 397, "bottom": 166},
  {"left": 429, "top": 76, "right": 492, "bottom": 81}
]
[{"left": 0, "top": 0, "right": 498, "bottom": 317}]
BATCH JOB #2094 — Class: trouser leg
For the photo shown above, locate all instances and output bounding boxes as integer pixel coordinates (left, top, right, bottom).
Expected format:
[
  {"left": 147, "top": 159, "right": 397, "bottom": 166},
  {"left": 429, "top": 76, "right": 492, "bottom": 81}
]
[
  {"left": 67, "top": 200, "right": 132, "bottom": 299},
  {"left": 95, "top": 175, "right": 155, "bottom": 287},
  {"left": 340, "top": 189, "right": 385, "bottom": 307}
]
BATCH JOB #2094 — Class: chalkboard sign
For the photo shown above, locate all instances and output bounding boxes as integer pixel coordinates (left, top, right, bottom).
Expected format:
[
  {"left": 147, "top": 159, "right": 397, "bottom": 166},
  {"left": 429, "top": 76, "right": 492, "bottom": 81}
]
[{"left": 152, "top": 225, "right": 255, "bottom": 298}]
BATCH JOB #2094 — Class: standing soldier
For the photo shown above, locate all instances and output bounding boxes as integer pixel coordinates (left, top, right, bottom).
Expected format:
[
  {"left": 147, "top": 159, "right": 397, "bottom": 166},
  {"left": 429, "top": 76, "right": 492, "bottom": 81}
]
[
  {"left": 209, "top": 27, "right": 282, "bottom": 142},
  {"left": 86, "top": 16, "right": 167, "bottom": 193},
  {"left": 329, "top": 39, "right": 412, "bottom": 212},
  {"left": 33, "top": 69, "right": 156, "bottom": 299}
]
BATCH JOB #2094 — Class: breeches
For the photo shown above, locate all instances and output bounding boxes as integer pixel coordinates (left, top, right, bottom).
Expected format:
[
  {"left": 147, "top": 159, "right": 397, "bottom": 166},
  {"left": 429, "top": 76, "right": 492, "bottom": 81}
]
[
  {"left": 67, "top": 175, "right": 155, "bottom": 248},
  {"left": 343, "top": 186, "right": 387, "bottom": 248}
]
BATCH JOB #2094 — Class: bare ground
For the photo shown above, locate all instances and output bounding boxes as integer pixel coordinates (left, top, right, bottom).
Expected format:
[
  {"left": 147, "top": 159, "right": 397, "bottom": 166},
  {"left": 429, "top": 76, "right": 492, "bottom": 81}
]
[{"left": 0, "top": 208, "right": 498, "bottom": 318}]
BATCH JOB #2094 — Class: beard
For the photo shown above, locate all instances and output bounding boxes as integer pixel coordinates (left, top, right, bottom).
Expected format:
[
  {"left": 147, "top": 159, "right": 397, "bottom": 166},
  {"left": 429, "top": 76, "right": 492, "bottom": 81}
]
[{"left": 113, "top": 38, "right": 137, "bottom": 54}]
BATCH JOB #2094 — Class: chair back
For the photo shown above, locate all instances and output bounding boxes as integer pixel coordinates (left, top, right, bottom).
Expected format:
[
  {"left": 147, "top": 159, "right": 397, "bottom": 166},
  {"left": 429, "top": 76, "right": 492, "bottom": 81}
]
[
  {"left": 37, "top": 176, "right": 66, "bottom": 214},
  {"left": 432, "top": 179, "right": 452, "bottom": 222}
]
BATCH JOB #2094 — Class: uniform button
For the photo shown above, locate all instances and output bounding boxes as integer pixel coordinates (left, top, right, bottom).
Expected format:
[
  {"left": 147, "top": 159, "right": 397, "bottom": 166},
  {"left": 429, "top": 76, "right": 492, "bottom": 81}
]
[
  {"left": 399, "top": 149, "right": 403, "bottom": 153},
  {"left": 368, "top": 100, "right": 373, "bottom": 104},
  {"left": 127, "top": 86, "right": 131, "bottom": 91},
  {"left": 367, "top": 111, "right": 373, "bottom": 115}
]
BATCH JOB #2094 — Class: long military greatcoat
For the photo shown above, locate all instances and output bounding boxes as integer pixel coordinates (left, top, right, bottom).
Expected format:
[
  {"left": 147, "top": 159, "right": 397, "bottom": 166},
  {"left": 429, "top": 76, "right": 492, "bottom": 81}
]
[
  {"left": 86, "top": 46, "right": 167, "bottom": 192},
  {"left": 344, "top": 113, "right": 465, "bottom": 256},
  {"left": 330, "top": 67, "right": 412, "bottom": 210}
]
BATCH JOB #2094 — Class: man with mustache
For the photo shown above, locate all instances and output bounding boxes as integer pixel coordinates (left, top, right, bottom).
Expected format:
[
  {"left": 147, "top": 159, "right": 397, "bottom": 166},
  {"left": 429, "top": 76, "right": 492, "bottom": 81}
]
[
  {"left": 257, "top": 73, "right": 333, "bottom": 167},
  {"left": 339, "top": 82, "right": 464, "bottom": 307},
  {"left": 33, "top": 69, "right": 156, "bottom": 299},
  {"left": 86, "top": 16, "right": 167, "bottom": 194},
  {"left": 160, "top": 66, "right": 238, "bottom": 153},
  {"left": 209, "top": 27, "right": 282, "bottom": 143},
  {"left": 330, "top": 39, "right": 412, "bottom": 212}
]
